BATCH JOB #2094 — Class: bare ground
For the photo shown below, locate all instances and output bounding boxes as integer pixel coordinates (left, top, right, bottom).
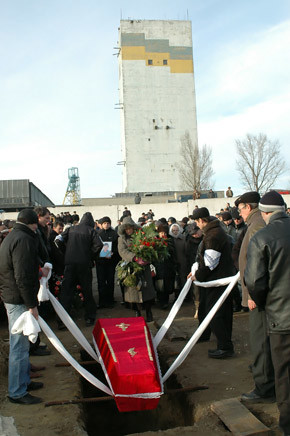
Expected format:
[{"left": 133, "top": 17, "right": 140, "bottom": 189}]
[{"left": 0, "top": 282, "right": 282, "bottom": 436}]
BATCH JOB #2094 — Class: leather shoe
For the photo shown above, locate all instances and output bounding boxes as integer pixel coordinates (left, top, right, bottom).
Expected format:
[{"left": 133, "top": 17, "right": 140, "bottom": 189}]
[
  {"left": 146, "top": 310, "right": 153, "bottom": 323},
  {"left": 241, "top": 389, "right": 275, "bottom": 403},
  {"left": 38, "top": 342, "right": 47, "bottom": 349},
  {"left": 27, "top": 381, "right": 43, "bottom": 391},
  {"left": 30, "top": 372, "right": 43, "bottom": 379},
  {"left": 30, "top": 347, "right": 51, "bottom": 356},
  {"left": 8, "top": 393, "right": 43, "bottom": 405},
  {"left": 208, "top": 349, "right": 234, "bottom": 358},
  {"left": 30, "top": 364, "right": 46, "bottom": 372}
]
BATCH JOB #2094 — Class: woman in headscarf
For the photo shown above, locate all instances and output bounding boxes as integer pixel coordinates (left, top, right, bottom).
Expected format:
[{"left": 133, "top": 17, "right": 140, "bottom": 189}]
[
  {"left": 118, "top": 216, "right": 155, "bottom": 322},
  {"left": 169, "top": 223, "right": 187, "bottom": 299}
]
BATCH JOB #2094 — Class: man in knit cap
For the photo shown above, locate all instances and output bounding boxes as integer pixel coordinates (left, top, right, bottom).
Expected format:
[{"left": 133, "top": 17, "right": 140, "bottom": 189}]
[
  {"left": 244, "top": 191, "right": 289, "bottom": 435},
  {"left": 235, "top": 192, "right": 275, "bottom": 402}
]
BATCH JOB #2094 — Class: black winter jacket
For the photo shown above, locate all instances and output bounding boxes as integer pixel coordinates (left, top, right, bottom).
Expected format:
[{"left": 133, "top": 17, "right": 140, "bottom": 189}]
[
  {"left": 195, "top": 218, "right": 235, "bottom": 283},
  {"left": 36, "top": 224, "right": 50, "bottom": 266},
  {"left": 49, "top": 229, "right": 65, "bottom": 275},
  {"left": 96, "top": 227, "right": 120, "bottom": 265},
  {"left": 245, "top": 211, "right": 290, "bottom": 333},
  {"left": 0, "top": 223, "right": 40, "bottom": 308},
  {"left": 61, "top": 212, "right": 102, "bottom": 265},
  {"left": 155, "top": 236, "right": 177, "bottom": 280},
  {"left": 185, "top": 234, "right": 203, "bottom": 271}
]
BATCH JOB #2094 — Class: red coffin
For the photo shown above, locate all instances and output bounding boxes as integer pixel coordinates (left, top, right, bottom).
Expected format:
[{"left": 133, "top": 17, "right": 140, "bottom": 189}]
[{"left": 92, "top": 317, "right": 163, "bottom": 412}]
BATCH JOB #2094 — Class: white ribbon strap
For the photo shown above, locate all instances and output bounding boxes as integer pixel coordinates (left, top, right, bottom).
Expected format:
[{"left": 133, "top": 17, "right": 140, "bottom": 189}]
[
  {"left": 11, "top": 312, "right": 41, "bottom": 343},
  {"left": 153, "top": 278, "right": 192, "bottom": 348},
  {"left": 47, "top": 290, "right": 99, "bottom": 362},
  {"left": 162, "top": 271, "right": 240, "bottom": 383},
  {"left": 153, "top": 262, "right": 199, "bottom": 348},
  {"left": 38, "top": 262, "right": 52, "bottom": 302},
  {"left": 38, "top": 316, "right": 112, "bottom": 396}
]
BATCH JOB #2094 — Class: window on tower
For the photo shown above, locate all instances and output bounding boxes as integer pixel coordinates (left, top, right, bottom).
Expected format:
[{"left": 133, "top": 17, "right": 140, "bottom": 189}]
[
  {"left": 148, "top": 59, "right": 153, "bottom": 65},
  {"left": 163, "top": 59, "right": 168, "bottom": 65}
]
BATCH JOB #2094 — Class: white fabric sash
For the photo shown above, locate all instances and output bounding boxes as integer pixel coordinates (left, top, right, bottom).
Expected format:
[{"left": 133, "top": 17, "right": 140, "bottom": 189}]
[
  {"left": 153, "top": 262, "right": 199, "bottom": 348},
  {"left": 11, "top": 256, "right": 239, "bottom": 395},
  {"left": 11, "top": 311, "right": 41, "bottom": 343},
  {"left": 38, "top": 262, "right": 52, "bottom": 302},
  {"left": 38, "top": 316, "right": 113, "bottom": 396},
  {"left": 161, "top": 271, "right": 240, "bottom": 383},
  {"left": 45, "top": 290, "right": 99, "bottom": 362},
  {"left": 37, "top": 262, "right": 99, "bottom": 362}
]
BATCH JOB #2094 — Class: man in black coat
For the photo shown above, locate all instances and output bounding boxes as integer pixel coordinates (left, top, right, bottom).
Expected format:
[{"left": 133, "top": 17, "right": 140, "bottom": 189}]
[
  {"left": 95, "top": 216, "right": 120, "bottom": 308},
  {"left": 57, "top": 212, "right": 102, "bottom": 327},
  {"left": 0, "top": 209, "right": 49, "bottom": 404},
  {"left": 190, "top": 207, "right": 235, "bottom": 358},
  {"left": 245, "top": 191, "right": 289, "bottom": 434}
]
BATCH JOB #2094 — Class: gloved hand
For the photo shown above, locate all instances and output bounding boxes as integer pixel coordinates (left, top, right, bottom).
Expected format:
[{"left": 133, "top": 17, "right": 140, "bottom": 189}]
[{"left": 134, "top": 256, "right": 149, "bottom": 266}]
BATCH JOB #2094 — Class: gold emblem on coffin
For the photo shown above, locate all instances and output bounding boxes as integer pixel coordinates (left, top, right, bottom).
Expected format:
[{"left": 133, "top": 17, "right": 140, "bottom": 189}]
[
  {"left": 128, "top": 347, "right": 137, "bottom": 357},
  {"left": 116, "top": 323, "right": 130, "bottom": 332}
]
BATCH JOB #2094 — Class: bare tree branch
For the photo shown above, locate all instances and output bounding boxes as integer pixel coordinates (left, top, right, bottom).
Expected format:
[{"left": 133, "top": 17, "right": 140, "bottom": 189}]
[
  {"left": 236, "top": 133, "right": 286, "bottom": 192},
  {"left": 177, "top": 131, "right": 214, "bottom": 191}
]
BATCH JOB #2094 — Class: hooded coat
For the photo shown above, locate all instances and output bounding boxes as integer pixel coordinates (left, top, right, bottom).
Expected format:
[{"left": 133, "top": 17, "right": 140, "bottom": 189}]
[
  {"left": 61, "top": 212, "right": 102, "bottom": 265},
  {"left": 169, "top": 223, "right": 188, "bottom": 289}
]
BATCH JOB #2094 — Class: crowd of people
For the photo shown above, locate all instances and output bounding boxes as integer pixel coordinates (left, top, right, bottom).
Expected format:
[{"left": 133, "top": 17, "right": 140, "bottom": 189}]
[{"left": 0, "top": 191, "right": 290, "bottom": 436}]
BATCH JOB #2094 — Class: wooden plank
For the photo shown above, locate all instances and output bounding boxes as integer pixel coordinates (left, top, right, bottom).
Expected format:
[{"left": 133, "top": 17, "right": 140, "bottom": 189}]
[{"left": 211, "top": 398, "right": 271, "bottom": 436}]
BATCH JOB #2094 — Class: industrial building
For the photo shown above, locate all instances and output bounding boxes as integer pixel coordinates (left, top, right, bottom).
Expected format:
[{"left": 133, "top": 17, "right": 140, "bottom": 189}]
[
  {"left": 0, "top": 179, "right": 54, "bottom": 211},
  {"left": 118, "top": 19, "right": 198, "bottom": 193}
]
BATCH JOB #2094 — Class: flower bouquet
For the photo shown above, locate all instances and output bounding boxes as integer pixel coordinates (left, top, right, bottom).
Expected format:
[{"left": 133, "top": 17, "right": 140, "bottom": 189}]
[{"left": 116, "top": 223, "right": 169, "bottom": 287}]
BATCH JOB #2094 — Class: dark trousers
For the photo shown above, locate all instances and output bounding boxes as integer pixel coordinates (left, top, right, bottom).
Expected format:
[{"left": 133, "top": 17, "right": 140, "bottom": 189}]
[
  {"left": 270, "top": 334, "right": 290, "bottom": 434},
  {"left": 157, "top": 276, "right": 175, "bottom": 305},
  {"left": 249, "top": 308, "right": 275, "bottom": 396},
  {"left": 206, "top": 287, "right": 233, "bottom": 351},
  {"left": 96, "top": 262, "right": 116, "bottom": 307},
  {"left": 198, "top": 288, "right": 211, "bottom": 341},
  {"left": 60, "top": 264, "right": 97, "bottom": 320},
  {"left": 232, "top": 283, "right": 242, "bottom": 309}
]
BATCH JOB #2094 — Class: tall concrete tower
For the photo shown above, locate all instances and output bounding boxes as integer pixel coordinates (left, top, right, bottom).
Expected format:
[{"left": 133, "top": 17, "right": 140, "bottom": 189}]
[{"left": 118, "top": 20, "right": 198, "bottom": 193}]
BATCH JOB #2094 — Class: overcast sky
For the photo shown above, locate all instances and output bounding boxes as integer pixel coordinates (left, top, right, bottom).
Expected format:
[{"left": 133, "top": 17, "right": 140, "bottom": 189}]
[{"left": 0, "top": 0, "right": 289, "bottom": 204}]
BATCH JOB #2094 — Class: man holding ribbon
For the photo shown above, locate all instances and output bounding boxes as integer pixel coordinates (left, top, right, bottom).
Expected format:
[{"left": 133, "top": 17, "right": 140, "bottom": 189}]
[{"left": 0, "top": 209, "right": 48, "bottom": 404}]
